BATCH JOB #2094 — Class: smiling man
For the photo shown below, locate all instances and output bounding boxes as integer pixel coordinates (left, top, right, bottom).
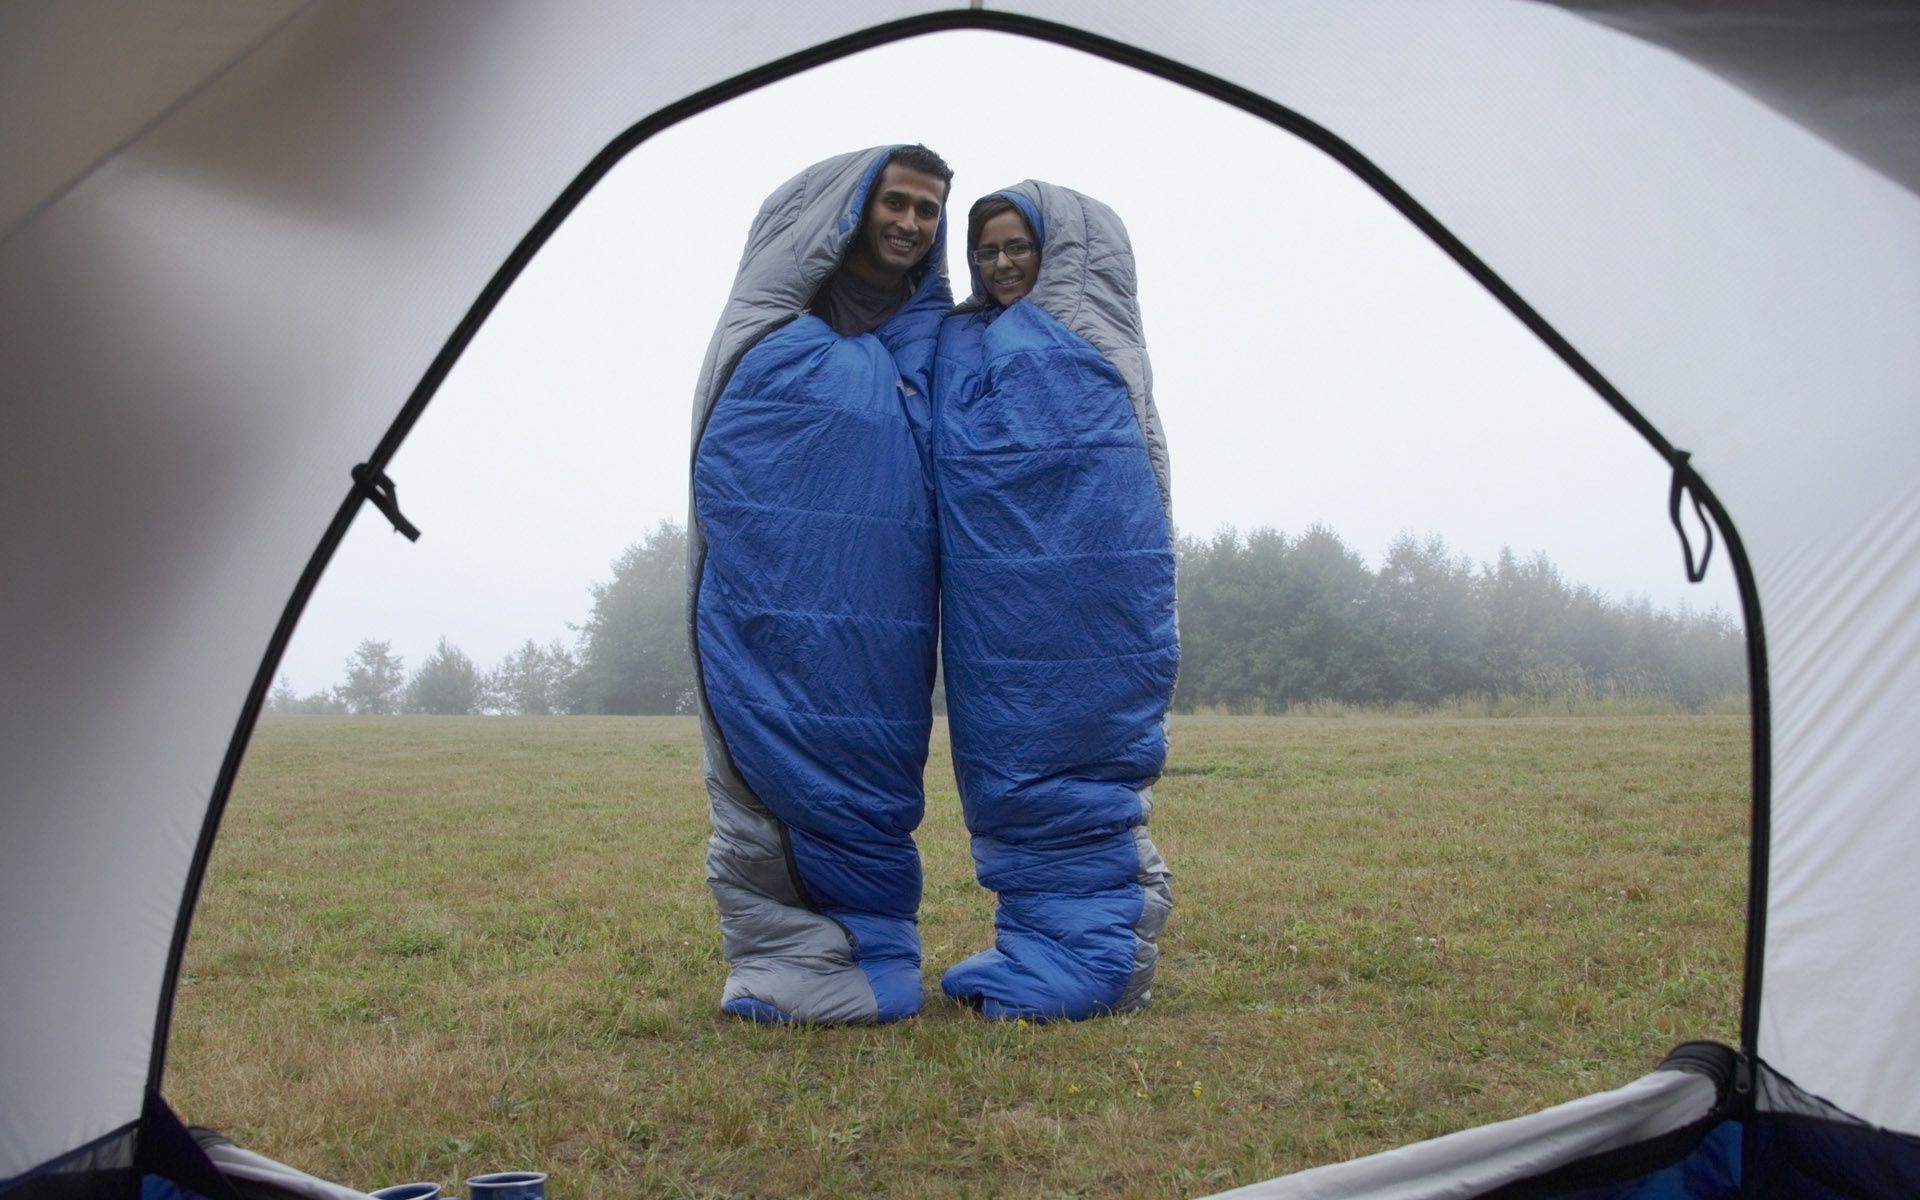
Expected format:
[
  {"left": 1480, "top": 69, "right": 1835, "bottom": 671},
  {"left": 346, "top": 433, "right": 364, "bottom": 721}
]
[
  {"left": 809, "top": 145, "right": 950, "bottom": 336},
  {"left": 688, "top": 145, "right": 952, "bottom": 1025}
]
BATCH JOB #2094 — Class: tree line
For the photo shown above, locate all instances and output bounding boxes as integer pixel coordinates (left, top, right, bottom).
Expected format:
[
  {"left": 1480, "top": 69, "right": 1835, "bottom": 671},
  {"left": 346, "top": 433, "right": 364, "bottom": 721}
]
[
  {"left": 269, "top": 520, "right": 1745, "bottom": 717},
  {"left": 1172, "top": 526, "right": 1742, "bottom": 712},
  {"left": 269, "top": 522, "right": 691, "bottom": 716}
]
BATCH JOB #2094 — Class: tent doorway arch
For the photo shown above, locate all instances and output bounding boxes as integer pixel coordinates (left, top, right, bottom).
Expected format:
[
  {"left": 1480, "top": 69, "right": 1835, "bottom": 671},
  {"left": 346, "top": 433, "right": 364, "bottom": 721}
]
[
  {"left": 166, "top": 0, "right": 1771, "bottom": 1099},
  {"left": 159, "top": 10, "right": 1764, "bottom": 1191}
]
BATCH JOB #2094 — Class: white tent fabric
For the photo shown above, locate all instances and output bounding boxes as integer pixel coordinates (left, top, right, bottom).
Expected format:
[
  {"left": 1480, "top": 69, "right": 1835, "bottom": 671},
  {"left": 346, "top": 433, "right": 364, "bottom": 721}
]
[
  {"left": 0, "top": 0, "right": 305, "bottom": 240},
  {"left": 195, "top": 1137, "right": 373, "bottom": 1200},
  {"left": 1203, "top": 1064, "right": 1720, "bottom": 1199},
  {"left": 4, "top": 0, "right": 1918, "bottom": 1188}
]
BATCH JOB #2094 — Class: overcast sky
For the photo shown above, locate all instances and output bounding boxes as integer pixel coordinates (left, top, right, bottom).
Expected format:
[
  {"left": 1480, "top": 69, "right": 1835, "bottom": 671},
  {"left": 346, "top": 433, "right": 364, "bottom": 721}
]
[{"left": 277, "top": 31, "right": 1740, "bottom": 694}]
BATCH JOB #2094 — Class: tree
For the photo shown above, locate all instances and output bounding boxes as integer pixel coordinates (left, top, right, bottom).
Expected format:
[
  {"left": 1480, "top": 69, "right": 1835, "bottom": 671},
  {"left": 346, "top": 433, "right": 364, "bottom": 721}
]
[
  {"left": 486, "top": 639, "right": 578, "bottom": 715},
  {"left": 405, "top": 636, "right": 483, "bottom": 715},
  {"left": 335, "top": 639, "right": 405, "bottom": 714},
  {"left": 573, "top": 522, "right": 696, "bottom": 715},
  {"left": 1181, "top": 526, "right": 1298, "bottom": 712},
  {"left": 1478, "top": 548, "right": 1568, "bottom": 696},
  {"left": 266, "top": 674, "right": 346, "bottom": 715},
  {"left": 1273, "top": 524, "right": 1385, "bottom": 705}
]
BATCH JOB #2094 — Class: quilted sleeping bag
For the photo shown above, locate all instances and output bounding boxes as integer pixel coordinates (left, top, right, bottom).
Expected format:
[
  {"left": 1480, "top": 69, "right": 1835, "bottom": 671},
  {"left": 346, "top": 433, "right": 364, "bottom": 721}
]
[
  {"left": 933, "top": 182, "right": 1177, "bottom": 1020},
  {"left": 689, "top": 147, "right": 950, "bottom": 1024}
]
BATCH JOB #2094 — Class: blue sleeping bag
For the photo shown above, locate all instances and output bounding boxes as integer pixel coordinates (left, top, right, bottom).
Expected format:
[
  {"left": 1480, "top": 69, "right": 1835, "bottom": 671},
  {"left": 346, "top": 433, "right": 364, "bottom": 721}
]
[
  {"left": 690, "top": 148, "right": 949, "bottom": 1024},
  {"left": 934, "top": 183, "right": 1177, "bottom": 1020}
]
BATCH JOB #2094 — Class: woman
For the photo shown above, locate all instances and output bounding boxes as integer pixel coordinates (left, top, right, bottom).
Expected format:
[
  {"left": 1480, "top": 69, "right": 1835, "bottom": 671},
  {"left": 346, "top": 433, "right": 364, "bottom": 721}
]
[{"left": 932, "top": 184, "right": 1178, "bottom": 1021}]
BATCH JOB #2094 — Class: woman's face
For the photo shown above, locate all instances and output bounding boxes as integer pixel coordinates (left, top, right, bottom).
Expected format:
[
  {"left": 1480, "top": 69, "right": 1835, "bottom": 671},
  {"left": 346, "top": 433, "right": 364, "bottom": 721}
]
[{"left": 976, "top": 210, "right": 1039, "bottom": 308}]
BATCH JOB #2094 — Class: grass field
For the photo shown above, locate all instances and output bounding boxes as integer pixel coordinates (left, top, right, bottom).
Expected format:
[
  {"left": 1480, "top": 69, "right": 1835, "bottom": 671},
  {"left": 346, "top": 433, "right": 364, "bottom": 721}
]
[{"left": 169, "top": 714, "right": 1750, "bottom": 1198}]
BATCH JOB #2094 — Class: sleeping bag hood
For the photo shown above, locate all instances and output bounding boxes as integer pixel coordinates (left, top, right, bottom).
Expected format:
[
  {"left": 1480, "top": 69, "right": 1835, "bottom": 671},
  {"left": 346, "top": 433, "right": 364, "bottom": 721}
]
[{"left": 959, "top": 181, "right": 1171, "bottom": 514}]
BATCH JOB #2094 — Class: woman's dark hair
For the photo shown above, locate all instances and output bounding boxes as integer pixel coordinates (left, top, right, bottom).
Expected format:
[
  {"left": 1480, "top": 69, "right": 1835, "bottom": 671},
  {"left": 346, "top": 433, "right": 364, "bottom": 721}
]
[{"left": 967, "top": 195, "right": 1025, "bottom": 255}]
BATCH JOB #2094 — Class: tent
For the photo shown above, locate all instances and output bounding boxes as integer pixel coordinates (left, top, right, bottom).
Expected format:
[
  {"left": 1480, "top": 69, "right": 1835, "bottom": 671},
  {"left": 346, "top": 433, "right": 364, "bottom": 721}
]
[{"left": 3, "top": 2, "right": 1917, "bottom": 1195}]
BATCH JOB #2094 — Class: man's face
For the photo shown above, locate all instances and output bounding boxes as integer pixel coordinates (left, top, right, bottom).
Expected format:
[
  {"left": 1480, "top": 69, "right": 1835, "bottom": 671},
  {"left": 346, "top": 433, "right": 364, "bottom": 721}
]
[{"left": 848, "top": 163, "right": 945, "bottom": 285}]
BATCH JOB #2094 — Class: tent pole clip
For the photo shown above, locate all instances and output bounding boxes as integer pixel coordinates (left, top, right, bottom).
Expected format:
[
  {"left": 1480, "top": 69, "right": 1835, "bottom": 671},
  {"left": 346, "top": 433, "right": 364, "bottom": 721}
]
[
  {"left": 1668, "top": 450, "right": 1713, "bottom": 583},
  {"left": 350, "top": 463, "right": 421, "bottom": 542}
]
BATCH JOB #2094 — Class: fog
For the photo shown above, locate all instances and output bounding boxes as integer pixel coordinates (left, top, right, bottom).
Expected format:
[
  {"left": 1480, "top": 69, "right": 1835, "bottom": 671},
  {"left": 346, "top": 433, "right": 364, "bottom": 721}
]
[{"left": 278, "top": 31, "right": 1739, "bottom": 694}]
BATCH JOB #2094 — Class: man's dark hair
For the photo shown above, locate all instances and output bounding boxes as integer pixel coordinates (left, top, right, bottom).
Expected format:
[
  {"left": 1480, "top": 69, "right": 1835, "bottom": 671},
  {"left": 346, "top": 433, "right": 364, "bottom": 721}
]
[
  {"left": 967, "top": 194, "right": 1023, "bottom": 254},
  {"left": 884, "top": 143, "right": 953, "bottom": 194}
]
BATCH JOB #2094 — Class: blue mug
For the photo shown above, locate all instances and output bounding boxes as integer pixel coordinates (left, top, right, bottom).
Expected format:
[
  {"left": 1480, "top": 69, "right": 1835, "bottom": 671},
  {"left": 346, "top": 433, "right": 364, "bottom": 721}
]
[
  {"left": 369, "top": 1186, "right": 441, "bottom": 1200},
  {"left": 465, "top": 1171, "right": 546, "bottom": 1200}
]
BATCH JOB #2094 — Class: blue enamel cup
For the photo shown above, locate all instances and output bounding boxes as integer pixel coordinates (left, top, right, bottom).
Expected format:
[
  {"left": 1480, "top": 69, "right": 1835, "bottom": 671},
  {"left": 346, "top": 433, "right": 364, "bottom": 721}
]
[{"left": 465, "top": 1171, "right": 546, "bottom": 1200}]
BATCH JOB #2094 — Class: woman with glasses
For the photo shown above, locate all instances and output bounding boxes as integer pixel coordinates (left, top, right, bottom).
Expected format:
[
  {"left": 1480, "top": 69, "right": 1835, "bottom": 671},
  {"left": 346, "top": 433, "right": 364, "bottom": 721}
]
[{"left": 931, "top": 184, "right": 1178, "bottom": 1021}]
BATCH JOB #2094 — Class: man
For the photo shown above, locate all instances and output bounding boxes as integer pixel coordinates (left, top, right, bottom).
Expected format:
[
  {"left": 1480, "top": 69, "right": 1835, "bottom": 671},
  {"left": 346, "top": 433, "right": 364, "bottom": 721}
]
[
  {"left": 687, "top": 146, "right": 952, "bottom": 1025},
  {"left": 810, "top": 145, "right": 950, "bottom": 336}
]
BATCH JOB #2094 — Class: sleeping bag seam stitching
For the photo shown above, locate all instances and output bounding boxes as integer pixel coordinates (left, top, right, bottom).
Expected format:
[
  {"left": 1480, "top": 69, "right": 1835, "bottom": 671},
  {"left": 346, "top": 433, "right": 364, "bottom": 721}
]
[
  {"left": 945, "top": 548, "right": 1172, "bottom": 564},
  {"left": 948, "top": 645, "right": 1175, "bottom": 667},
  {"left": 707, "top": 603, "right": 933, "bottom": 628},
  {"left": 698, "top": 497, "right": 935, "bottom": 528},
  {"left": 709, "top": 690, "right": 931, "bottom": 726}
]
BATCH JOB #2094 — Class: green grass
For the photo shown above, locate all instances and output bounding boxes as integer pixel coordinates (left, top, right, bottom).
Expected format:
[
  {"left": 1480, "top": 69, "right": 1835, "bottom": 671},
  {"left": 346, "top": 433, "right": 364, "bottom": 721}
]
[{"left": 169, "top": 714, "right": 1749, "bottom": 1198}]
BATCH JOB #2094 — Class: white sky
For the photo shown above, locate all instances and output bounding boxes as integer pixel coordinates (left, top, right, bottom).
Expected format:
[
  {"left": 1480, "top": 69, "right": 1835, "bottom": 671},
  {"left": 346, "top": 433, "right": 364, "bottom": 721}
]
[{"left": 279, "top": 31, "right": 1740, "bottom": 693}]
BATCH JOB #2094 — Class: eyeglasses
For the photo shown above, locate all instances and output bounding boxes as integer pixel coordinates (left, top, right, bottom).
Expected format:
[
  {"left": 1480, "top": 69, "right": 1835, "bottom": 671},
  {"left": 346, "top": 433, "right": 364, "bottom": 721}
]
[{"left": 970, "top": 239, "right": 1036, "bottom": 265}]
